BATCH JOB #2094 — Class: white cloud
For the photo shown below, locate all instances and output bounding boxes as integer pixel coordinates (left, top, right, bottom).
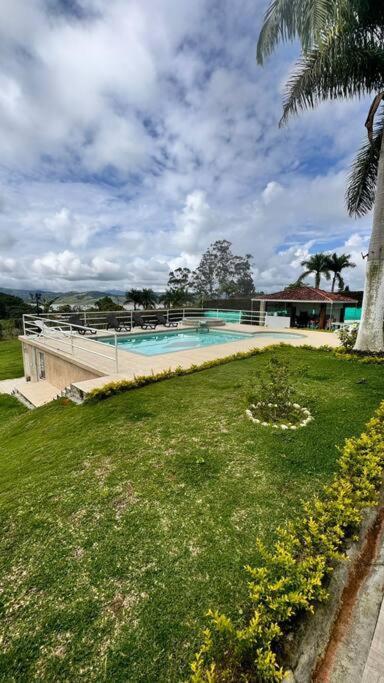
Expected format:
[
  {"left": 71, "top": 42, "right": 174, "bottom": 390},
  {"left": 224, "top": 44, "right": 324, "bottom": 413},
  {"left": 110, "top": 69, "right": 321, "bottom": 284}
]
[{"left": 0, "top": 0, "right": 373, "bottom": 293}]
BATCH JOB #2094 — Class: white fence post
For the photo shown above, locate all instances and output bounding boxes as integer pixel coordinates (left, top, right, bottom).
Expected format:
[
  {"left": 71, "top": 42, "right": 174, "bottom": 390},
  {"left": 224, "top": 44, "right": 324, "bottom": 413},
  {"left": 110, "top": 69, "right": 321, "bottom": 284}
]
[{"left": 115, "top": 333, "right": 119, "bottom": 373}]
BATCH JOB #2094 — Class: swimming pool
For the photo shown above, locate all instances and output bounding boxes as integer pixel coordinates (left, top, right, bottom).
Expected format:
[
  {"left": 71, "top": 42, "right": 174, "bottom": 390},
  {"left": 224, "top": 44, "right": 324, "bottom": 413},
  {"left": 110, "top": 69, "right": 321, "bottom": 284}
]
[{"left": 99, "top": 329, "right": 305, "bottom": 357}]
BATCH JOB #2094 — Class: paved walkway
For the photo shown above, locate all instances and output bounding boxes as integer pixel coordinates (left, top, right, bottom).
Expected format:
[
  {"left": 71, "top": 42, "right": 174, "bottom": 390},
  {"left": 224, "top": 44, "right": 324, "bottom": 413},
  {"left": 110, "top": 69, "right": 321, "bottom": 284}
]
[
  {"left": 322, "top": 510, "right": 384, "bottom": 683},
  {"left": 0, "top": 377, "right": 25, "bottom": 395},
  {"left": 362, "top": 599, "right": 384, "bottom": 682},
  {"left": 0, "top": 376, "right": 59, "bottom": 408}
]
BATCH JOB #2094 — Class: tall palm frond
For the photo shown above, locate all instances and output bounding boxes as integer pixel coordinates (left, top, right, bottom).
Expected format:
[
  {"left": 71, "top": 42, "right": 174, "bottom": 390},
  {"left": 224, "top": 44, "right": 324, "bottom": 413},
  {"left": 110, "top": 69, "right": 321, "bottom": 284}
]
[
  {"left": 256, "top": 0, "right": 339, "bottom": 64},
  {"left": 346, "top": 109, "right": 384, "bottom": 216},
  {"left": 280, "top": 31, "right": 384, "bottom": 125}
]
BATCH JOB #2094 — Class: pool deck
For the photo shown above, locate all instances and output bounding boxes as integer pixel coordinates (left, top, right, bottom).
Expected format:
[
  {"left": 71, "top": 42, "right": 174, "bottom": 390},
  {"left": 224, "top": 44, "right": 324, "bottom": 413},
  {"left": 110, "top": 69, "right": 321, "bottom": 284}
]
[{"left": 18, "top": 323, "right": 340, "bottom": 402}]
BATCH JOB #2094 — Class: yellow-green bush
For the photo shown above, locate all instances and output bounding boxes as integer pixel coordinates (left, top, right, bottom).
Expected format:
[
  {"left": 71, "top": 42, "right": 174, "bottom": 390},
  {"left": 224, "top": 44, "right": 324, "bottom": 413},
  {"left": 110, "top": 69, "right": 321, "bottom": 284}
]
[
  {"left": 84, "top": 345, "right": 284, "bottom": 402},
  {"left": 85, "top": 343, "right": 384, "bottom": 403},
  {"left": 190, "top": 402, "right": 384, "bottom": 682}
]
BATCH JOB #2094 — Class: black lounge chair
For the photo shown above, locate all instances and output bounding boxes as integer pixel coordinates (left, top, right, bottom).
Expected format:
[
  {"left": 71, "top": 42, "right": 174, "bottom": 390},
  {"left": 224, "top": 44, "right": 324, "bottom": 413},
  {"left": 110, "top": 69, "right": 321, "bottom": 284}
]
[
  {"left": 70, "top": 316, "right": 97, "bottom": 335},
  {"left": 132, "top": 312, "right": 157, "bottom": 329},
  {"left": 106, "top": 315, "right": 131, "bottom": 332},
  {"left": 156, "top": 314, "right": 178, "bottom": 328}
]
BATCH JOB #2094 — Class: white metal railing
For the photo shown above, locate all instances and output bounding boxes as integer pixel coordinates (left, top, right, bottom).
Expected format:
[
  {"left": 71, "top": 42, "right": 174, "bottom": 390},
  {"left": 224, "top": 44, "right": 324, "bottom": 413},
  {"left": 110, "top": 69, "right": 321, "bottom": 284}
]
[
  {"left": 31, "top": 307, "right": 266, "bottom": 327},
  {"left": 22, "top": 307, "right": 266, "bottom": 374},
  {"left": 22, "top": 314, "right": 120, "bottom": 373}
]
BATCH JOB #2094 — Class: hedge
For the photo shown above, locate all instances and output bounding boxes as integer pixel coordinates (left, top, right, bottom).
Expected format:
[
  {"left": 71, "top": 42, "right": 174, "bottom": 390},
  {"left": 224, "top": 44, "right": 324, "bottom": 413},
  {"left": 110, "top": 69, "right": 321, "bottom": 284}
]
[
  {"left": 84, "top": 343, "right": 384, "bottom": 404},
  {"left": 189, "top": 402, "right": 384, "bottom": 682},
  {"left": 84, "top": 344, "right": 336, "bottom": 402}
]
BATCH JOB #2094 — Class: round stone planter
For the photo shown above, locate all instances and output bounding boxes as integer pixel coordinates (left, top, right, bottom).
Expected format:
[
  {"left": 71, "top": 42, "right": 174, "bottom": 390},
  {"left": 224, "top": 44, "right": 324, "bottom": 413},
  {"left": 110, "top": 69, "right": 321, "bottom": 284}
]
[{"left": 245, "top": 401, "right": 313, "bottom": 430}]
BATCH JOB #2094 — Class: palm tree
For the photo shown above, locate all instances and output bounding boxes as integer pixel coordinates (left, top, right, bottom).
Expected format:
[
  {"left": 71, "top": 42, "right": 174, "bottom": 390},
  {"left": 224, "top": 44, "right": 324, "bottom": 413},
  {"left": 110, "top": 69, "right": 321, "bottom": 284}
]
[
  {"left": 29, "top": 291, "right": 42, "bottom": 315},
  {"left": 326, "top": 253, "right": 356, "bottom": 292},
  {"left": 257, "top": 0, "right": 384, "bottom": 351},
  {"left": 140, "top": 289, "right": 157, "bottom": 309},
  {"left": 42, "top": 297, "right": 59, "bottom": 313},
  {"left": 298, "top": 253, "right": 330, "bottom": 289},
  {"left": 125, "top": 289, "right": 143, "bottom": 310}
]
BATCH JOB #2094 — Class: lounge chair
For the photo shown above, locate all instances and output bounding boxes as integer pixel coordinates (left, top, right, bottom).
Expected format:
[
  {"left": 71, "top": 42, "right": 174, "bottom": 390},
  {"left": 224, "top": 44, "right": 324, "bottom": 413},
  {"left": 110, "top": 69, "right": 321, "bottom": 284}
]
[
  {"left": 156, "top": 314, "right": 178, "bottom": 328},
  {"left": 70, "top": 316, "right": 97, "bottom": 335},
  {"left": 33, "top": 319, "right": 69, "bottom": 338},
  {"left": 132, "top": 312, "right": 157, "bottom": 329},
  {"left": 106, "top": 315, "right": 131, "bottom": 332}
]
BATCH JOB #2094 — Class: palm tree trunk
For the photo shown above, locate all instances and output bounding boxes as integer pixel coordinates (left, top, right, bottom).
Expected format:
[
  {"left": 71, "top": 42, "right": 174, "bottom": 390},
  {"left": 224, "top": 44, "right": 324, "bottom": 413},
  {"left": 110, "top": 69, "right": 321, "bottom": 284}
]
[
  {"left": 331, "top": 275, "right": 336, "bottom": 292},
  {"left": 354, "top": 134, "right": 384, "bottom": 352},
  {"left": 315, "top": 272, "right": 320, "bottom": 288}
]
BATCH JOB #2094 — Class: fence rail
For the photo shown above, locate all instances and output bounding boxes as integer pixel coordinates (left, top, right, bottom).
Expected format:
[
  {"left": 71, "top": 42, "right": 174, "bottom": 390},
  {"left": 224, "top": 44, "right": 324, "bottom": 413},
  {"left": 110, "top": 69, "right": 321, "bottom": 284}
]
[
  {"left": 27, "top": 307, "right": 266, "bottom": 327},
  {"left": 22, "top": 314, "right": 120, "bottom": 372}
]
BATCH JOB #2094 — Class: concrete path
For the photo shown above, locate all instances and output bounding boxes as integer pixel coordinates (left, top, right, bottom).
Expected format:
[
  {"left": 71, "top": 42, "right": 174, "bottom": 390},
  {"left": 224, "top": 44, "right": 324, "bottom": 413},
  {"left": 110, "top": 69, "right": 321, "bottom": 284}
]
[
  {"left": 362, "top": 599, "right": 384, "bottom": 682},
  {"left": 321, "top": 511, "right": 384, "bottom": 683},
  {"left": 0, "top": 377, "right": 25, "bottom": 395},
  {"left": 0, "top": 376, "right": 59, "bottom": 408}
]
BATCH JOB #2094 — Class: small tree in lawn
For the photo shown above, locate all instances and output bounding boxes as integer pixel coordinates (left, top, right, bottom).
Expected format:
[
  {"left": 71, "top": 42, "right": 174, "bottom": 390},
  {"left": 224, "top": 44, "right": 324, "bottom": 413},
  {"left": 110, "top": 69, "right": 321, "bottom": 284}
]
[{"left": 246, "top": 357, "right": 312, "bottom": 428}]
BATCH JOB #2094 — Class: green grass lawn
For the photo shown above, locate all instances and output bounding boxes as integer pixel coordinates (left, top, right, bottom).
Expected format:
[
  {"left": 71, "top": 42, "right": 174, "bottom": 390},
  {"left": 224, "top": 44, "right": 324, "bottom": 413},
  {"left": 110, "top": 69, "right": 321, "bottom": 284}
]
[
  {"left": 0, "top": 338, "right": 23, "bottom": 379},
  {"left": 0, "top": 340, "right": 384, "bottom": 681}
]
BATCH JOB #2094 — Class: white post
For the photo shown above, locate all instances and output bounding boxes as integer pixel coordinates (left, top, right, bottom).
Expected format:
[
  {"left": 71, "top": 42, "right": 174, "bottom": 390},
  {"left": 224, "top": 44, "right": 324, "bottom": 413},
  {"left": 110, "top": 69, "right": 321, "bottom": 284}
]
[
  {"left": 23, "top": 314, "right": 26, "bottom": 336},
  {"left": 115, "top": 333, "right": 119, "bottom": 373},
  {"left": 260, "top": 301, "right": 266, "bottom": 327},
  {"left": 130, "top": 310, "right": 133, "bottom": 331},
  {"left": 182, "top": 307, "right": 185, "bottom": 322},
  {"left": 70, "top": 325, "right": 74, "bottom": 354},
  {"left": 84, "top": 311, "right": 87, "bottom": 325}
]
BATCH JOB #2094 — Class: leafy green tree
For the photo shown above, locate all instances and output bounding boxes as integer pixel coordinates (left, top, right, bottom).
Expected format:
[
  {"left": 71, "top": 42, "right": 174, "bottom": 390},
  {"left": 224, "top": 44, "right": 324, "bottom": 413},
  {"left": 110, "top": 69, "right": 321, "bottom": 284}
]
[
  {"left": 0, "top": 293, "right": 33, "bottom": 319},
  {"left": 326, "top": 253, "right": 356, "bottom": 292},
  {"left": 257, "top": 0, "right": 384, "bottom": 351},
  {"left": 95, "top": 296, "right": 123, "bottom": 311},
  {"left": 191, "top": 240, "right": 255, "bottom": 299},
  {"left": 298, "top": 253, "right": 331, "bottom": 289},
  {"left": 162, "top": 267, "right": 192, "bottom": 307}
]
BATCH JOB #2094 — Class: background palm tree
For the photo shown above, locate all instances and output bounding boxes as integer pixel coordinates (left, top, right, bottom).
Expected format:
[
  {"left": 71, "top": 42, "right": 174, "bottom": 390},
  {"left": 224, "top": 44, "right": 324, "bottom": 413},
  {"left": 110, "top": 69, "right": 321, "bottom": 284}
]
[
  {"left": 326, "top": 253, "right": 356, "bottom": 292},
  {"left": 257, "top": 0, "right": 384, "bottom": 351},
  {"left": 140, "top": 289, "right": 157, "bottom": 309},
  {"left": 125, "top": 289, "right": 143, "bottom": 310},
  {"left": 298, "top": 253, "right": 330, "bottom": 289}
]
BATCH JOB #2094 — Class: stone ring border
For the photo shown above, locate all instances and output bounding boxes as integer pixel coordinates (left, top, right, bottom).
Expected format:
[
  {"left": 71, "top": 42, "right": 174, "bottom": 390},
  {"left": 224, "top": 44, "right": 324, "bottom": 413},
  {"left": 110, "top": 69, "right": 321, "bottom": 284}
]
[{"left": 245, "top": 401, "right": 313, "bottom": 430}]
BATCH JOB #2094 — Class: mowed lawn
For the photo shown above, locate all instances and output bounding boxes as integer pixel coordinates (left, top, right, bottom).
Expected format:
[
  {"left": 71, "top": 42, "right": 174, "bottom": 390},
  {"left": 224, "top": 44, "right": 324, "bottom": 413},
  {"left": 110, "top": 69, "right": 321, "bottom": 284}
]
[
  {"left": 0, "top": 338, "right": 24, "bottom": 379},
  {"left": 1, "top": 340, "right": 384, "bottom": 681}
]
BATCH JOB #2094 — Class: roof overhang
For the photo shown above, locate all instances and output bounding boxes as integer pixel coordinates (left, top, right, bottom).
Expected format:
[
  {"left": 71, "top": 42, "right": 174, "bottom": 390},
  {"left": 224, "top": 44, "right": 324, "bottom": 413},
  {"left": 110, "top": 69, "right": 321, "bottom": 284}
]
[{"left": 251, "top": 298, "right": 351, "bottom": 304}]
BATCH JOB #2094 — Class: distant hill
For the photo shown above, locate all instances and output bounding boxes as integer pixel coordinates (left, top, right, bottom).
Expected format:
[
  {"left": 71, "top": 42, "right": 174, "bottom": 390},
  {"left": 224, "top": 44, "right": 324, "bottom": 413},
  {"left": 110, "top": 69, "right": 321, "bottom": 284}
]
[{"left": 0, "top": 287, "right": 127, "bottom": 309}]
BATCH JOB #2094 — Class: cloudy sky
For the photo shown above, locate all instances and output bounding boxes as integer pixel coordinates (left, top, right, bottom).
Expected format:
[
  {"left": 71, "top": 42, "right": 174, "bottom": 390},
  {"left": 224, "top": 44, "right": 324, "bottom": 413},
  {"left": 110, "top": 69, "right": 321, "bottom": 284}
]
[{"left": 0, "top": 0, "right": 372, "bottom": 293}]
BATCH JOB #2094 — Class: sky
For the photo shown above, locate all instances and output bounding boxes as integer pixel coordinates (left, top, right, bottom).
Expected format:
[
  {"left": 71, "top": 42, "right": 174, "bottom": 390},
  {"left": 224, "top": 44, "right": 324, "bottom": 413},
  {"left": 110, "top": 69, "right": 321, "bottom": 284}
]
[{"left": 0, "top": 0, "right": 373, "bottom": 293}]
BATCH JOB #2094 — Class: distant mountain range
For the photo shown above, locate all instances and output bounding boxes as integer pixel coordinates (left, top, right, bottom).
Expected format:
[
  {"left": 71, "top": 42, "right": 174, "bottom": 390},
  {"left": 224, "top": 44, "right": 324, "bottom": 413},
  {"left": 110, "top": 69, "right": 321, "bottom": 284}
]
[{"left": 0, "top": 287, "right": 127, "bottom": 308}]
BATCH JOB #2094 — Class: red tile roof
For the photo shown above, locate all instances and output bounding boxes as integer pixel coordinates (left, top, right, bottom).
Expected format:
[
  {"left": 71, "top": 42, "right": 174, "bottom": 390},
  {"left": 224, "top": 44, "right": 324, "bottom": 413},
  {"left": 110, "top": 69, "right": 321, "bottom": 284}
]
[{"left": 252, "top": 286, "right": 358, "bottom": 304}]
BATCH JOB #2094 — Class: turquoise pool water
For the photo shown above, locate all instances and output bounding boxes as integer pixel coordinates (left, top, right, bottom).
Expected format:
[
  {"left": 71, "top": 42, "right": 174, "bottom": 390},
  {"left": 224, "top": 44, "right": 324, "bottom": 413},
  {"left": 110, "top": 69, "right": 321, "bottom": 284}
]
[{"left": 99, "top": 329, "right": 305, "bottom": 357}]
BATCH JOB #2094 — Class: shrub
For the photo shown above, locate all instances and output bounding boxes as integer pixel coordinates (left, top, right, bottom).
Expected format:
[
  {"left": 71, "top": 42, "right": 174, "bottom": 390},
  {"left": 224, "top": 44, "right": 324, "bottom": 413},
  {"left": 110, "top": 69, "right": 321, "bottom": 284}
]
[
  {"left": 338, "top": 326, "right": 358, "bottom": 351},
  {"left": 246, "top": 357, "right": 308, "bottom": 427},
  {"left": 190, "top": 402, "right": 384, "bottom": 682}
]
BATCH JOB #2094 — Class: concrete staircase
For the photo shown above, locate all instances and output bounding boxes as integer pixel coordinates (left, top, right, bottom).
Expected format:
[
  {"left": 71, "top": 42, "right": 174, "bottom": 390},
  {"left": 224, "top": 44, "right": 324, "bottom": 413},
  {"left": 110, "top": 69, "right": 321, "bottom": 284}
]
[{"left": 12, "top": 381, "right": 60, "bottom": 409}]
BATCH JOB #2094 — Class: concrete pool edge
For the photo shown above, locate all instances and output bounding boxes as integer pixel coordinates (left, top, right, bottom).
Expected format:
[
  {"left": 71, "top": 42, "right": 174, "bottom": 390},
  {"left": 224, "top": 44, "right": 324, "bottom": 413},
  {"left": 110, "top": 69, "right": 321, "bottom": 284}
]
[{"left": 97, "top": 328, "right": 307, "bottom": 357}]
